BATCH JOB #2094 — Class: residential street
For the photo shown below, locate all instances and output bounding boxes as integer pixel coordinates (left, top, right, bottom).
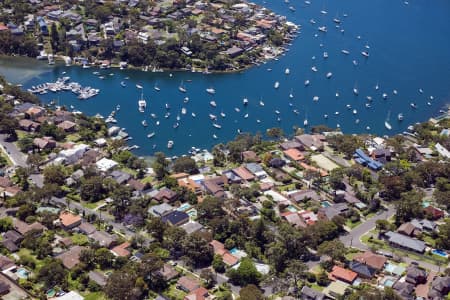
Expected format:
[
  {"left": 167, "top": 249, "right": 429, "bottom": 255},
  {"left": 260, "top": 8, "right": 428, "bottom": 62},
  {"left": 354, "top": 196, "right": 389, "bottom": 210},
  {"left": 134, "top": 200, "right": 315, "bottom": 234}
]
[
  {"left": 0, "top": 134, "right": 27, "bottom": 167},
  {"left": 340, "top": 205, "right": 448, "bottom": 272}
]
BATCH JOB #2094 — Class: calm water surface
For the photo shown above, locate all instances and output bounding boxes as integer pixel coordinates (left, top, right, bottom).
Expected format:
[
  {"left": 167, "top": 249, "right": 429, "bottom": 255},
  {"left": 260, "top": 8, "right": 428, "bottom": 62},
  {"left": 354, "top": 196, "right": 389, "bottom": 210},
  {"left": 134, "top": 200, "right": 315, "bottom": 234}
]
[{"left": 1, "top": 0, "right": 449, "bottom": 156}]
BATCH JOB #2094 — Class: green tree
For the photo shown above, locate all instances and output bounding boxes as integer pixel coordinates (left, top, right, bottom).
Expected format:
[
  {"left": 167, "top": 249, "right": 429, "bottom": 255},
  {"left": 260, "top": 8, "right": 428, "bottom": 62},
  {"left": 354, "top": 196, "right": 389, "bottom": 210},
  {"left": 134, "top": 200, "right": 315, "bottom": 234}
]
[
  {"left": 172, "top": 156, "right": 198, "bottom": 174},
  {"left": 228, "top": 257, "right": 261, "bottom": 286},
  {"left": 104, "top": 269, "right": 141, "bottom": 300},
  {"left": 212, "top": 254, "right": 225, "bottom": 273},
  {"left": 181, "top": 233, "right": 214, "bottom": 268},
  {"left": 317, "top": 239, "right": 347, "bottom": 262},
  {"left": 38, "top": 259, "right": 68, "bottom": 289},
  {"left": 395, "top": 190, "right": 424, "bottom": 224},
  {"left": 436, "top": 219, "right": 450, "bottom": 250},
  {"left": 239, "top": 284, "right": 265, "bottom": 300},
  {"left": 80, "top": 176, "right": 104, "bottom": 202},
  {"left": 43, "top": 165, "right": 66, "bottom": 186},
  {"left": 152, "top": 152, "right": 169, "bottom": 180}
]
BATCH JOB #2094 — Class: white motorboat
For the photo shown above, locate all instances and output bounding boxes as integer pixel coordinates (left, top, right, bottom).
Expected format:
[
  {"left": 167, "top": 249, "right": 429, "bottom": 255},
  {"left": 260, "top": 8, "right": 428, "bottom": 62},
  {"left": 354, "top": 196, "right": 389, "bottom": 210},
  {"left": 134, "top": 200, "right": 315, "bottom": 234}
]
[
  {"left": 138, "top": 92, "right": 146, "bottom": 112},
  {"left": 165, "top": 103, "right": 170, "bottom": 110},
  {"left": 419, "top": 88, "right": 423, "bottom": 94},
  {"left": 311, "top": 66, "right": 318, "bottom": 72},
  {"left": 154, "top": 84, "right": 160, "bottom": 91},
  {"left": 375, "top": 83, "right": 379, "bottom": 90},
  {"left": 336, "top": 92, "right": 340, "bottom": 98},
  {"left": 393, "top": 90, "right": 398, "bottom": 95},
  {"left": 361, "top": 51, "right": 369, "bottom": 58},
  {"left": 191, "top": 112, "right": 196, "bottom": 118},
  {"left": 235, "top": 107, "right": 241, "bottom": 112},
  {"left": 289, "top": 89, "right": 294, "bottom": 98},
  {"left": 353, "top": 87, "right": 359, "bottom": 95},
  {"left": 120, "top": 81, "right": 126, "bottom": 87},
  {"left": 156, "top": 121, "right": 160, "bottom": 126},
  {"left": 304, "top": 80, "right": 310, "bottom": 86},
  {"left": 220, "top": 111, "right": 226, "bottom": 118},
  {"left": 353, "top": 109, "right": 357, "bottom": 115},
  {"left": 181, "top": 107, "right": 187, "bottom": 115},
  {"left": 209, "top": 114, "right": 217, "bottom": 120},
  {"left": 323, "top": 52, "right": 329, "bottom": 59},
  {"left": 318, "top": 26, "right": 327, "bottom": 33},
  {"left": 212, "top": 123, "right": 222, "bottom": 129},
  {"left": 142, "top": 120, "right": 148, "bottom": 127},
  {"left": 147, "top": 132, "right": 155, "bottom": 138},
  {"left": 167, "top": 140, "right": 174, "bottom": 149},
  {"left": 244, "top": 113, "right": 249, "bottom": 119},
  {"left": 210, "top": 100, "right": 217, "bottom": 107},
  {"left": 326, "top": 72, "right": 333, "bottom": 79},
  {"left": 285, "top": 68, "right": 290, "bottom": 75},
  {"left": 382, "top": 93, "right": 388, "bottom": 99},
  {"left": 274, "top": 81, "right": 280, "bottom": 89},
  {"left": 398, "top": 113, "right": 404, "bottom": 121},
  {"left": 310, "top": 19, "right": 316, "bottom": 24},
  {"left": 213, "top": 134, "right": 218, "bottom": 139},
  {"left": 178, "top": 81, "right": 187, "bottom": 93},
  {"left": 206, "top": 87, "right": 216, "bottom": 94},
  {"left": 411, "top": 102, "right": 417, "bottom": 109},
  {"left": 259, "top": 100, "right": 265, "bottom": 106},
  {"left": 243, "top": 98, "right": 249, "bottom": 105},
  {"left": 341, "top": 49, "right": 350, "bottom": 55},
  {"left": 313, "top": 96, "right": 319, "bottom": 101},
  {"left": 136, "top": 84, "right": 143, "bottom": 89}
]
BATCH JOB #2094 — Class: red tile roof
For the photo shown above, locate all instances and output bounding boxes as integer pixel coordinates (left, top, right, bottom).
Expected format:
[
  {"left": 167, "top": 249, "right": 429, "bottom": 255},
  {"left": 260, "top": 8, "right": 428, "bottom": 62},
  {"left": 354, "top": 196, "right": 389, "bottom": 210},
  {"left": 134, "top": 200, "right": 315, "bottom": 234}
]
[{"left": 330, "top": 266, "right": 358, "bottom": 283}]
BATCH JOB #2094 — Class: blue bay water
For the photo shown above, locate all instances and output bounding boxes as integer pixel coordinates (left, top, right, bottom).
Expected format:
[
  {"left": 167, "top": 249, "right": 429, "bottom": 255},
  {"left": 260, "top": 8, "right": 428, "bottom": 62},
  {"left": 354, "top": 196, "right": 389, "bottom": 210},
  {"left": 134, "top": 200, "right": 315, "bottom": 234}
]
[{"left": 1, "top": 0, "right": 449, "bottom": 156}]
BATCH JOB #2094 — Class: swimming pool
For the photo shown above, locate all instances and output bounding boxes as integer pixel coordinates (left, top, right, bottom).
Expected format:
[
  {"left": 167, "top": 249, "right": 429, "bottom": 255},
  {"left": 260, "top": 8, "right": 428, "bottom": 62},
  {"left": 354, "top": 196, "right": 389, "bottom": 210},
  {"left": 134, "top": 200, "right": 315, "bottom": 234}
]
[
  {"left": 422, "top": 201, "right": 430, "bottom": 208},
  {"left": 287, "top": 205, "right": 298, "bottom": 212},
  {"left": 383, "top": 278, "right": 395, "bottom": 287},
  {"left": 177, "top": 203, "right": 192, "bottom": 211},
  {"left": 16, "top": 268, "right": 29, "bottom": 279},
  {"left": 321, "top": 201, "right": 331, "bottom": 208},
  {"left": 432, "top": 249, "right": 448, "bottom": 258},
  {"left": 187, "top": 209, "right": 197, "bottom": 218},
  {"left": 384, "top": 263, "right": 405, "bottom": 276},
  {"left": 229, "top": 248, "right": 238, "bottom": 255}
]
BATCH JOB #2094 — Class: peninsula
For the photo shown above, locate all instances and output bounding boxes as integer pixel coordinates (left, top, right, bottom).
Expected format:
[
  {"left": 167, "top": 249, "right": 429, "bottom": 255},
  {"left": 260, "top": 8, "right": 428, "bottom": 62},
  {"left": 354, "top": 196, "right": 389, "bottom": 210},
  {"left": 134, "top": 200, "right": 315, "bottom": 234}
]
[{"left": 0, "top": 0, "right": 298, "bottom": 72}]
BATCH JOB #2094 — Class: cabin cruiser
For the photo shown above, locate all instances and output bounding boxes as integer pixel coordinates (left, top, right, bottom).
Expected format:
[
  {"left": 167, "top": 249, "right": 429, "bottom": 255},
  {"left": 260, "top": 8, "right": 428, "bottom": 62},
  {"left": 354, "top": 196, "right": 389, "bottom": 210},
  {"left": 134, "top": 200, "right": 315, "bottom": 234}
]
[
  {"left": 398, "top": 113, "right": 404, "bottom": 121},
  {"left": 318, "top": 26, "right": 327, "bottom": 33},
  {"left": 210, "top": 101, "right": 217, "bottom": 107},
  {"left": 382, "top": 93, "right": 388, "bottom": 99},
  {"left": 167, "top": 140, "right": 174, "bottom": 149},
  {"left": 243, "top": 98, "right": 249, "bottom": 105},
  {"left": 212, "top": 123, "right": 222, "bottom": 129},
  {"left": 313, "top": 96, "right": 319, "bottom": 101},
  {"left": 341, "top": 49, "right": 350, "bottom": 55},
  {"left": 311, "top": 66, "right": 318, "bottom": 72},
  {"left": 323, "top": 52, "right": 328, "bottom": 59},
  {"left": 138, "top": 95, "right": 146, "bottom": 112},
  {"left": 326, "top": 72, "right": 332, "bottom": 79},
  {"left": 361, "top": 51, "right": 369, "bottom": 58}
]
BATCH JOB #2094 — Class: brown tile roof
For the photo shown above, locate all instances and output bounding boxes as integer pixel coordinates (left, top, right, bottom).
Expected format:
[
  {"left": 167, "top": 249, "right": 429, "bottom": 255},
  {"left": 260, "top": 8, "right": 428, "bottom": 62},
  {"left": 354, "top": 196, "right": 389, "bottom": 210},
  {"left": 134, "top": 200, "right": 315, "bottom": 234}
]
[
  {"left": 283, "top": 149, "right": 305, "bottom": 162},
  {"left": 59, "top": 211, "right": 81, "bottom": 228},
  {"left": 177, "top": 276, "right": 200, "bottom": 292},
  {"left": 111, "top": 242, "right": 131, "bottom": 257},
  {"left": 57, "top": 245, "right": 85, "bottom": 269},
  {"left": 127, "top": 179, "right": 146, "bottom": 191},
  {"left": 57, "top": 120, "right": 76, "bottom": 131},
  {"left": 0, "top": 177, "right": 12, "bottom": 188},
  {"left": 13, "top": 219, "right": 45, "bottom": 235},
  {"left": 232, "top": 166, "right": 255, "bottom": 181},
  {"left": 157, "top": 264, "right": 179, "bottom": 281},
  {"left": 353, "top": 251, "right": 387, "bottom": 270},
  {"left": 184, "top": 287, "right": 209, "bottom": 300}
]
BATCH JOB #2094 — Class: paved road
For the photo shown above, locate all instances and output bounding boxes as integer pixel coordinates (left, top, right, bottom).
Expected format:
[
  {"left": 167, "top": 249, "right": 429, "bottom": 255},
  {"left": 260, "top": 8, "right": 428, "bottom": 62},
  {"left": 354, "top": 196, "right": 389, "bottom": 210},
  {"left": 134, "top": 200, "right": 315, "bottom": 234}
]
[
  {"left": 340, "top": 205, "right": 447, "bottom": 272},
  {"left": 0, "top": 134, "right": 27, "bottom": 167},
  {"left": 340, "top": 206, "right": 396, "bottom": 250}
]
